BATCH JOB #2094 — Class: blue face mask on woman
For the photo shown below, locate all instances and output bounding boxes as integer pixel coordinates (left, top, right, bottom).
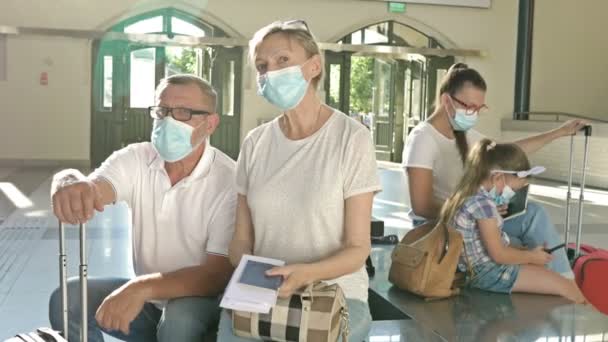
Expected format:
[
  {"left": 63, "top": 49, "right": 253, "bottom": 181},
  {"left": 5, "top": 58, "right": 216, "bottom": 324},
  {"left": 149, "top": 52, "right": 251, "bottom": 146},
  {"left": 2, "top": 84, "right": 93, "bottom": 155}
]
[
  {"left": 151, "top": 117, "right": 197, "bottom": 162},
  {"left": 447, "top": 98, "right": 479, "bottom": 131},
  {"left": 257, "top": 61, "right": 310, "bottom": 110}
]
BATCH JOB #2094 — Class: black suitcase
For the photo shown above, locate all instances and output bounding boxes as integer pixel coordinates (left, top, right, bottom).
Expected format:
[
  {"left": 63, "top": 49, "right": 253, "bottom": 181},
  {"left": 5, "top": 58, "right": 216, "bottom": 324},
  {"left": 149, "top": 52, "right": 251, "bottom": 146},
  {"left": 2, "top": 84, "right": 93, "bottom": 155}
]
[{"left": 5, "top": 222, "right": 89, "bottom": 342}]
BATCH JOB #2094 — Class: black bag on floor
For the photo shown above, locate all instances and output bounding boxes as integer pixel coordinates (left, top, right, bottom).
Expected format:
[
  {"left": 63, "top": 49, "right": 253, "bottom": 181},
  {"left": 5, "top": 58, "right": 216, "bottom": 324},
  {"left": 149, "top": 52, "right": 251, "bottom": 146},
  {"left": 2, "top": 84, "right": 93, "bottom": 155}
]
[{"left": 4, "top": 222, "right": 89, "bottom": 342}]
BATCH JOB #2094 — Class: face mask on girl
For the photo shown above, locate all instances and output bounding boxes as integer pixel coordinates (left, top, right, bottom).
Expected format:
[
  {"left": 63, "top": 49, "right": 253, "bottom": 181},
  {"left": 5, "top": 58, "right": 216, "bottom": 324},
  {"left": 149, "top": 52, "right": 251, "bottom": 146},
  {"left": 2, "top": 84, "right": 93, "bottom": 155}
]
[
  {"left": 257, "top": 59, "right": 312, "bottom": 110},
  {"left": 488, "top": 185, "right": 517, "bottom": 206},
  {"left": 447, "top": 97, "right": 479, "bottom": 131}
]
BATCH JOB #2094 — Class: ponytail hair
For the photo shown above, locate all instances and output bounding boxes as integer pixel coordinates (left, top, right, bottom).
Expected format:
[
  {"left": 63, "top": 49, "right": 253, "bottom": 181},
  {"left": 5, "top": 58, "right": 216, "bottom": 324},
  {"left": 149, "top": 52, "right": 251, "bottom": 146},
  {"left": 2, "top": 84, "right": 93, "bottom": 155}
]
[
  {"left": 436, "top": 63, "right": 487, "bottom": 164},
  {"left": 438, "top": 139, "right": 531, "bottom": 227}
]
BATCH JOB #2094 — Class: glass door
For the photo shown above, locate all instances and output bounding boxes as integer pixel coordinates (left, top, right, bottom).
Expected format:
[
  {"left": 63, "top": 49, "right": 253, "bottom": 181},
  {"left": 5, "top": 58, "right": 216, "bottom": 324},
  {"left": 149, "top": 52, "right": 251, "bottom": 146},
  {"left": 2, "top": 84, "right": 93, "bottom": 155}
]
[
  {"left": 210, "top": 46, "right": 242, "bottom": 160},
  {"left": 372, "top": 58, "right": 396, "bottom": 161}
]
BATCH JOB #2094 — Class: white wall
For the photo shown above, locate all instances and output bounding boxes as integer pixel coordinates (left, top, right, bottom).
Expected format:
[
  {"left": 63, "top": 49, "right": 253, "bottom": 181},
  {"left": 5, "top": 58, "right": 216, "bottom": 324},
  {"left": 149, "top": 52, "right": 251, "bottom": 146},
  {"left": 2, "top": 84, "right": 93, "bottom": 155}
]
[
  {"left": 530, "top": 0, "right": 608, "bottom": 120},
  {"left": 502, "top": 120, "right": 608, "bottom": 189},
  {"left": 0, "top": 0, "right": 518, "bottom": 162},
  {"left": 501, "top": 0, "right": 608, "bottom": 189},
  {"left": 0, "top": 37, "right": 90, "bottom": 162}
]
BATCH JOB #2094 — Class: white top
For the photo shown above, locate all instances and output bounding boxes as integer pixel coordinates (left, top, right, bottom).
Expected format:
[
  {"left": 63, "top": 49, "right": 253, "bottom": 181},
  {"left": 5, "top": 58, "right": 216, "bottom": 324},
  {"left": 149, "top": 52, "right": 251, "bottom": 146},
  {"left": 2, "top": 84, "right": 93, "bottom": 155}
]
[
  {"left": 91, "top": 142, "right": 237, "bottom": 281},
  {"left": 402, "top": 122, "right": 484, "bottom": 219},
  {"left": 236, "top": 111, "right": 382, "bottom": 302}
]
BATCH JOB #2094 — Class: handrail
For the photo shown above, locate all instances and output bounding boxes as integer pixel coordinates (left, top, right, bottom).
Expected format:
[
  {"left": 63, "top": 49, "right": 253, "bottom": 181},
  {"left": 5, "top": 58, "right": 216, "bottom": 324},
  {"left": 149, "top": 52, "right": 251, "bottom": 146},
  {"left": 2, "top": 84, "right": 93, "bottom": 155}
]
[{"left": 514, "top": 111, "right": 608, "bottom": 124}]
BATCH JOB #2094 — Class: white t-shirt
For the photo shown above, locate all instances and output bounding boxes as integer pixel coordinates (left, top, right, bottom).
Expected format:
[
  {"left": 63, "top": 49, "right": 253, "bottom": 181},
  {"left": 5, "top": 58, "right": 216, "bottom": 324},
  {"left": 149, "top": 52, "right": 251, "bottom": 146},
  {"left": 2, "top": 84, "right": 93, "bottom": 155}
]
[
  {"left": 236, "top": 111, "right": 382, "bottom": 302},
  {"left": 91, "top": 142, "right": 237, "bottom": 279},
  {"left": 402, "top": 122, "right": 484, "bottom": 218}
]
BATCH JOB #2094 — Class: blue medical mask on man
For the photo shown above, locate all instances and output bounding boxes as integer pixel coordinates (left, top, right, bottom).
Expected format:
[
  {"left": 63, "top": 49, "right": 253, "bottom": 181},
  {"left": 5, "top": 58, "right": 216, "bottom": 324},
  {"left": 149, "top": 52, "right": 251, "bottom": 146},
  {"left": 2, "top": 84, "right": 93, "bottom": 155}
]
[
  {"left": 257, "top": 59, "right": 312, "bottom": 110},
  {"left": 447, "top": 97, "right": 479, "bottom": 131},
  {"left": 151, "top": 117, "right": 202, "bottom": 162}
]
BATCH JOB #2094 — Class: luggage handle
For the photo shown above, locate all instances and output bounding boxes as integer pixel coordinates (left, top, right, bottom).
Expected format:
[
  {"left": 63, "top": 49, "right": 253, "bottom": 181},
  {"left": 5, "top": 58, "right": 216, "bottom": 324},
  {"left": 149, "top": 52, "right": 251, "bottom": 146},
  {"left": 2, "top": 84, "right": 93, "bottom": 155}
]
[
  {"left": 583, "top": 125, "right": 592, "bottom": 137},
  {"left": 59, "top": 221, "right": 88, "bottom": 342},
  {"left": 564, "top": 125, "right": 592, "bottom": 259}
]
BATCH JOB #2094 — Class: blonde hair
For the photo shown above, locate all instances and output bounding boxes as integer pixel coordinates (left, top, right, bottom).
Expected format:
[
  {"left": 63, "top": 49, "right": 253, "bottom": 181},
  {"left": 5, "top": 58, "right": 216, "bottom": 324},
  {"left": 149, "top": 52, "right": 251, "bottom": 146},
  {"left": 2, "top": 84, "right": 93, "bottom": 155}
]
[
  {"left": 438, "top": 139, "right": 531, "bottom": 227},
  {"left": 249, "top": 21, "right": 324, "bottom": 88}
]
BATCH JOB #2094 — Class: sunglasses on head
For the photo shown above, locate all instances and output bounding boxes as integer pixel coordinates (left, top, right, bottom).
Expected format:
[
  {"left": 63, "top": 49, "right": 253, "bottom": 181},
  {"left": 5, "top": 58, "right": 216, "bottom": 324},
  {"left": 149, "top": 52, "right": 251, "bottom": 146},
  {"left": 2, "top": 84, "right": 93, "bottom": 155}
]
[
  {"left": 282, "top": 19, "right": 311, "bottom": 33},
  {"left": 491, "top": 166, "right": 546, "bottom": 178}
]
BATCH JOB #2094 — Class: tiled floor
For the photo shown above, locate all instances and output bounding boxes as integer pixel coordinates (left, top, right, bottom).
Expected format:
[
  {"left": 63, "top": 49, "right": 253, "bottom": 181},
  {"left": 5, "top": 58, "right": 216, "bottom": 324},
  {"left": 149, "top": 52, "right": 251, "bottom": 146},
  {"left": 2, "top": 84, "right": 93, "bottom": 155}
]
[{"left": 0, "top": 165, "right": 607, "bottom": 340}]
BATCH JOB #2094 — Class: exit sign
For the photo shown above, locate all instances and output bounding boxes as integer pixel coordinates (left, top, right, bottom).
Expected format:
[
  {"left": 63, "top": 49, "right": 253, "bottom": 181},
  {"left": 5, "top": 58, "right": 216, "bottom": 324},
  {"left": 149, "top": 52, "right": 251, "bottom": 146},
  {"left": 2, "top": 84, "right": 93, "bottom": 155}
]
[{"left": 388, "top": 2, "right": 406, "bottom": 13}]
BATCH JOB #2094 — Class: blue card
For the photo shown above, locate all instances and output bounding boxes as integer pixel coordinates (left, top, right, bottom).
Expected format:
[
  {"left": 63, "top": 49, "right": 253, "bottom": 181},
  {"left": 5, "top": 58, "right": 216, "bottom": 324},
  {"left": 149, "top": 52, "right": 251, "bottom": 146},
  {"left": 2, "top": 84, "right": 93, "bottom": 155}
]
[{"left": 238, "top": 260, "right": 283, "bottom": 290}]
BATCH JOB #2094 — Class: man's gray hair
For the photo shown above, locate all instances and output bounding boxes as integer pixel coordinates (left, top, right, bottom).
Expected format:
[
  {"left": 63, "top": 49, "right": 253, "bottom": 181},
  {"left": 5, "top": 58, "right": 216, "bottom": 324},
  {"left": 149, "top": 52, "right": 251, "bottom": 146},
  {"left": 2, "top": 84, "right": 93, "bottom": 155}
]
[{"left": 156, "top": 74, "right": 218, "bottom": 112}]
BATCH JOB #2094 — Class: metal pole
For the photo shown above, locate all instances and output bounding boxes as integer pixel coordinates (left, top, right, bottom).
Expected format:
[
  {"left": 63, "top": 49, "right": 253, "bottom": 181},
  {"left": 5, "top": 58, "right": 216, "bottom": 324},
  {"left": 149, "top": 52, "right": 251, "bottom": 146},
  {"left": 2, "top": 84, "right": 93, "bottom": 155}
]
[
  {"left": 564, "top": 135, "right": 574, "bottom": 247},
  {"left": 514, "top": 0, "right": 535, "bottom": 120},
  {"left": 79, "top": 223, "right": 88, "bottom": 342},
  {"left": 575, "top": 128, "right": 591, "bottom": 258},
  {"left": 59, "top": 221, "right": 68, "bottom": 339}
]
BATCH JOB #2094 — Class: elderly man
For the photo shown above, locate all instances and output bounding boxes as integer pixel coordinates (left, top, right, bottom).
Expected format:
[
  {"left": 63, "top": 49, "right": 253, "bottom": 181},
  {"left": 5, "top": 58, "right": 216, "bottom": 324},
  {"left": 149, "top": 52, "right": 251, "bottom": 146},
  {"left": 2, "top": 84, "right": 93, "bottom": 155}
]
[{"left": 49, "top": 74, "right": 236, "bottom": 342}]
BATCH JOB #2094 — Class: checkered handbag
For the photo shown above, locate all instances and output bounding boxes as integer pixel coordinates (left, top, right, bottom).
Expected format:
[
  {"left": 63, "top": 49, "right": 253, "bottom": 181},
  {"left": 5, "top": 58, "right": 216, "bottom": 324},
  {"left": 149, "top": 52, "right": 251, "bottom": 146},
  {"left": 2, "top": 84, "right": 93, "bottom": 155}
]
[{"left": 232, "top": 282, "right": 350, "bottom": 342}]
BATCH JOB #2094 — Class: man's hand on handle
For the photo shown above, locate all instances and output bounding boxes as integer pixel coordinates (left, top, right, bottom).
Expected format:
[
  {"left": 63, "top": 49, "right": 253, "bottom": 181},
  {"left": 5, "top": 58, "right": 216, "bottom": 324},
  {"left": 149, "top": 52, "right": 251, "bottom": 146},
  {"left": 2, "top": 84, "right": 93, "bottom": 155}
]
[{"left": 51, "top": 170, "right": 105, "bottom": 225}]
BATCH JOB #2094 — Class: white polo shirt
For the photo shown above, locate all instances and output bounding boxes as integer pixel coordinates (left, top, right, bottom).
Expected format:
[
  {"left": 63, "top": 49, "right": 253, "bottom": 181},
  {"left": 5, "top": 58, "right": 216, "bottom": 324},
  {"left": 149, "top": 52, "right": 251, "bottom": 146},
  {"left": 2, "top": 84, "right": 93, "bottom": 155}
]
[{"left": 91, "top": 142, "right": 237, "bottom": 278}]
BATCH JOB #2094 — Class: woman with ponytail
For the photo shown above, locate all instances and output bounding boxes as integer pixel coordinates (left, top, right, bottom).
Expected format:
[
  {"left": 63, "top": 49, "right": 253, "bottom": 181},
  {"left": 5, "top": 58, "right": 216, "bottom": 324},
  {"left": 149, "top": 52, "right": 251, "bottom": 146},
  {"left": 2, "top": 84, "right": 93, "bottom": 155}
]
[
  {"left": 438, "top": 139, "right": 586, "bottom": 302},
  {"left": 403, "top": 63, "right": 587, "bottom": 279}
]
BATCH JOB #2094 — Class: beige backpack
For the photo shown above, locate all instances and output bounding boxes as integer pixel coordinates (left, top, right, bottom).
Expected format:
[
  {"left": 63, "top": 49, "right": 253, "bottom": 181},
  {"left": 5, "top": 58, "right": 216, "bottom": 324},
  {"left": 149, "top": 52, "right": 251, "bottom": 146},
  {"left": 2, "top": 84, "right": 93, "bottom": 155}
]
[{"left": 389, "top": 222, "right": 464, "bottom": 300}]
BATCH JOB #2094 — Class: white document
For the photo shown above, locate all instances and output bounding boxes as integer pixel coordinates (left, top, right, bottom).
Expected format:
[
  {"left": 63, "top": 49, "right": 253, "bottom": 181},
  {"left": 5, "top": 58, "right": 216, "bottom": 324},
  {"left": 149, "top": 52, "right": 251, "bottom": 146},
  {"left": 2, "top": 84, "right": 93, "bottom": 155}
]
[{"left": 220, "top": 254, "right": 285, "bottom": 314}]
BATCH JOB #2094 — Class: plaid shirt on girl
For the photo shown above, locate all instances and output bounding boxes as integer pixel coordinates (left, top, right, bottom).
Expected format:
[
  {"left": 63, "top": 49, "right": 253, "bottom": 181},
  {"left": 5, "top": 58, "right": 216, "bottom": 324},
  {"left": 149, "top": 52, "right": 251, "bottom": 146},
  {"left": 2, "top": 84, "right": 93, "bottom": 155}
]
[{"left": 451, "top": 188, "right": 510, "bottom": 271}]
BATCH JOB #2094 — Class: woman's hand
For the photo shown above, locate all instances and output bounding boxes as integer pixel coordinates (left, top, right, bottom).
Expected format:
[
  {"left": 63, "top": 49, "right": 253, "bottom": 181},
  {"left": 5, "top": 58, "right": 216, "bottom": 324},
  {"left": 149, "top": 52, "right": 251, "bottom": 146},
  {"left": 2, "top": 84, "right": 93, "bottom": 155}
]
[
  {"left": 266, "top": 263, "right": 316, "bottom": 298},
  {"left": 557, "top": 119, "right": 588, "bottom": 137}
]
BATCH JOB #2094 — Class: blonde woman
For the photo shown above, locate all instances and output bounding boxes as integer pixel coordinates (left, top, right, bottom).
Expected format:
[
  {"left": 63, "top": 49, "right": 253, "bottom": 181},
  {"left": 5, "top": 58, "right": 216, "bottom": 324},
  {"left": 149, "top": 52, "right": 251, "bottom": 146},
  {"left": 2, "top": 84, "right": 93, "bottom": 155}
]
[
  {"left": 438, "top": 139, "right": 585, "bottom": 302},
  {"left": 217, "top": 20, "right": 382, "bottom": 341}
]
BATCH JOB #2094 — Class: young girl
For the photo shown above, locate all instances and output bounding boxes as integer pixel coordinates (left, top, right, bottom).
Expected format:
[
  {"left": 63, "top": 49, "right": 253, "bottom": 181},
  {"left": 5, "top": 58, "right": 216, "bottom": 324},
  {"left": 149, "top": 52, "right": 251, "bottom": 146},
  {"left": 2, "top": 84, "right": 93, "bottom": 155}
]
[{"left": 439, "top": 138, "right": 586, "bottom": 303}]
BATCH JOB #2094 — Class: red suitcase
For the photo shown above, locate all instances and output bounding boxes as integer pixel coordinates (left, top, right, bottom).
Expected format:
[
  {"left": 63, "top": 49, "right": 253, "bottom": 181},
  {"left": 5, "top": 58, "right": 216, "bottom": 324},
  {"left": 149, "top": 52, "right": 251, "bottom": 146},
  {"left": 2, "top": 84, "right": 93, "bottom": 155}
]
[
  {"left": 563, "top": 126, "right": 608, "bottom": 314},
  {"left": 572, "top": 246, "right": 608, "bottom": 314}
]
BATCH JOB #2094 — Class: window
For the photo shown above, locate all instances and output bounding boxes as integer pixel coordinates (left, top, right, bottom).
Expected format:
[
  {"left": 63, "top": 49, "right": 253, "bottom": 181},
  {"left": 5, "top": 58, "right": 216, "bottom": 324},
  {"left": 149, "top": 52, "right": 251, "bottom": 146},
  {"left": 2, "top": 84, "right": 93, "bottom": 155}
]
[
  {"left": 364, "top": 23, "right": 389, "bottom": 45},
  {"left": 341, "top": 21, "right": 437, "bottom": 48},
  {"left": 165, "top": 46, "right": 203, "bottom": 76},
  {"left": 171, "top": 17, "right": 206, "bottom": 37},
  {"left": 392, "top": 23, "right": 431, "bottom": 48},
  {"left": 220, "top": 60, "right": 236, "bottom": 116},
  {"left": 103, "top": 56, "right": 113, "bottom": 108},
  {"left": 124, "top": 16, "right": 163, "bottom": 34},
  {"left": 376, "top": 59, "right": 392, "bottom": 117},
  {"left": 130, "top": 48, "right": 156, "bottom": 108},
  {"left": 328, "top": 64, "right": 342, "bottom": 108}
]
